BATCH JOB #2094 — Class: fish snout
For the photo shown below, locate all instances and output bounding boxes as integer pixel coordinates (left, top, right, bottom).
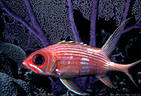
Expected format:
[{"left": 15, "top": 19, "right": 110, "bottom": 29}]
[{"left": 22, "top": 60, "right": 28, "bottom": 66}]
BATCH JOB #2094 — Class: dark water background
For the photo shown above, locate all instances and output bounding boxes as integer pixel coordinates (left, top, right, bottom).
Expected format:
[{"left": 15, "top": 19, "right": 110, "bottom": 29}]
[{"left": 0, "top": 0, "right": 141, "bottom": 96}]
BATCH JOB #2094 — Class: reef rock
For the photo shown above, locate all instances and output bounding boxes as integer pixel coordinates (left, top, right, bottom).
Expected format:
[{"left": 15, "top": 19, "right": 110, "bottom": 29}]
[{"left": 0, "top": 72, "right": 31, "bottom": 96}]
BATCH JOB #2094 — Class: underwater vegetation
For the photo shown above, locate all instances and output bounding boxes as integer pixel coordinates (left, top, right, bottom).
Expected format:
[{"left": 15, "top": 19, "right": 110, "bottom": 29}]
[{"left": 0, "top": 0, "right": 141, "bottom": 96}]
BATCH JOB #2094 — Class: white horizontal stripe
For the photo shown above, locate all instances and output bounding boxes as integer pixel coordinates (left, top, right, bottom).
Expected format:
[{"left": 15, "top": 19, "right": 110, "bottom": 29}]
[
  {"left": 59, "top": 53, "right": 106, "bottom": 65},
  {"left": 60, "top": 70, "right": 78, "bottom": 73},
  {"left": 80, "top": 70, "right": 89, "bottom": 72},
  {"left": 80, "top": 62, "right": 89, "bottom": 65},
  {"left": 82, "top": 66, "right": 89, "bottom": 69},
  {"left": 55, "top": 46, "right": 104, "bottom": 57},
  {"left": 56, "top": 47, "right": 108, "bottom": 62},
  {"left": 81, "top": 58, "right": 89, "bottom": 61},
  {"left": 57, "top": 51, "right": 107, "bottom": 64},
  {"left": 29, "top": 63, "right": 44, "bottom": 73}
]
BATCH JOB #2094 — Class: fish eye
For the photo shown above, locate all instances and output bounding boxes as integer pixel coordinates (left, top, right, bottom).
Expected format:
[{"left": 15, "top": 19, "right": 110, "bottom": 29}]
[{"left": 32, "top": 54, "right": 45, "bottom": 65}]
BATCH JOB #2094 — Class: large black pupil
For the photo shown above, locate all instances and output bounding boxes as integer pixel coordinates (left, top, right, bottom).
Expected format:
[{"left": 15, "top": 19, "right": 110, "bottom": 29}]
[{"left": 33, "top": 54, "right": 45, "bottom": 65}]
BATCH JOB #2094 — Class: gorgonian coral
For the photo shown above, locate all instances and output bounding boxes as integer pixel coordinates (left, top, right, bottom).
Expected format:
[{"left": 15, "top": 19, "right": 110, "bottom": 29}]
[{"left": 0, "top": 0, "right": 140, "bottom": 48}]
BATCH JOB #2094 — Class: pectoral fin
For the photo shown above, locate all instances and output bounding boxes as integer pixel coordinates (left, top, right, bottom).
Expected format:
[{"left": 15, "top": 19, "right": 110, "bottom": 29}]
[
  {"left": 97, "top": 75, "right": 116, "bottom": 88},
  {"left": 60, "top": 78, "right": 88, "bottom": 95}
]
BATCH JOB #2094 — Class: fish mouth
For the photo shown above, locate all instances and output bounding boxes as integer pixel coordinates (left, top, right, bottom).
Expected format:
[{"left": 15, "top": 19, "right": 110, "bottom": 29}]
[
  {"left": 22, "top": 60, "right": 26, "bottom": 66},
  {"left": 23, "top": 60, "right": 45, "bottom": 74},
  {"left": 22, "top": 60, "right": 33, "bottom": 70},
  {"left": 22, "top": 60, "right": 31, "bottom": 70},
  {"left": 22, "top": 60, "right": 29, "bottom": 67},
  {"left": 22, "top": 61, "right": 26, "bottom": 65}
]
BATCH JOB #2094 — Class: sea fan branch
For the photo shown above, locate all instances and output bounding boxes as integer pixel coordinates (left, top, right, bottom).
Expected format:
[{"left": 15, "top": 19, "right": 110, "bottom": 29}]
[
  {"left": 90, "top": 0, "right": 98, "bottom": 47},
  {"left": 121, "top": 0, "right": 131, "bottom": 23},
  {"left": 23, "top": 0, "right": 43, "bottom": 33},
  {"left": 0, "top": 0, "right": 49, "bottom": 47},
  {"left": 123, "top": 24, "right": 141, "bottom": 33},
  {"left": 67, "top": 0, "right": 80, "bottom": 42}
]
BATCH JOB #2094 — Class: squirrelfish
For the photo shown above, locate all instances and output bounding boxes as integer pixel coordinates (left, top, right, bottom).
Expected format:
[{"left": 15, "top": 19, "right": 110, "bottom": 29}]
[{"left": 23, "top": 20, "right": 140, "bottom": 95}]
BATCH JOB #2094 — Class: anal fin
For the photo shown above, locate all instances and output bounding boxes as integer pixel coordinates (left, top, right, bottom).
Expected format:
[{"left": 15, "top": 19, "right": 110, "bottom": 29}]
[
  {"left": 97, "top": 75, "right": 116, "bottom": 88},
  {"left": 60, "top": 78, "right": 89, "bottom": 95}
]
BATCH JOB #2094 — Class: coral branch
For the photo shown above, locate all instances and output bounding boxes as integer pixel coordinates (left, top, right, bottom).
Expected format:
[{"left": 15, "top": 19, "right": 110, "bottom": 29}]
[
  {"left": 0, "top": 0, "right": 30, "bottom": 30},
  {"left": 0, "top": 0, "right": 49, "bottom": 47},
  {"left": 23, "top": 0, "right": 49, "bottom": 47},
  {"left": 90, "top": 0, "right": 98, "bottom": 47},
  {"left": 121, "top": 0, "right": 131, "bottom": 22},
  {"left": 122, "top": 25, "right": 141, "bottom": 33},
  {"left": 67, "top": 0, "right": 80, "bottom": 42},
  {"left": 119, "top": 0, "right": 131, "bottom": 32},
  {"left": 23, "top": 0, "right": 42, "bottom": 33}
]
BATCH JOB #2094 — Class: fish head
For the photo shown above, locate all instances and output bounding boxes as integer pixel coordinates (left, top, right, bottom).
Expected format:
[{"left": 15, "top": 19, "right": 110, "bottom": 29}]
[{"left": 23, "top": 48, "right": 52, "bottom": 75}]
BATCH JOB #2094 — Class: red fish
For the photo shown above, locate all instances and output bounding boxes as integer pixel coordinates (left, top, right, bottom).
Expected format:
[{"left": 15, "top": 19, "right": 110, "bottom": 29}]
[{"left": 23, "top": 21, "right": 141, "bottom": 95}]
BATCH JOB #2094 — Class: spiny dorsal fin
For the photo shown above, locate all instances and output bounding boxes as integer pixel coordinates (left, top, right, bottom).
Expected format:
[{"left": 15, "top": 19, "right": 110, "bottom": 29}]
[
  {"left": 57, "top": 40, "right": 85, "bottom": 45},
  {"left": 57, "top": 41, "right": 101, "bottom": 50}
]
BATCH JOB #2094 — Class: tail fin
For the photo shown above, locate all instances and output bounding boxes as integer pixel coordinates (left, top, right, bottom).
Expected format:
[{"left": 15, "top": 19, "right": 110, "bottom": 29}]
[{"left": 120, "top": 60, "right": 141, "bottom": 87}]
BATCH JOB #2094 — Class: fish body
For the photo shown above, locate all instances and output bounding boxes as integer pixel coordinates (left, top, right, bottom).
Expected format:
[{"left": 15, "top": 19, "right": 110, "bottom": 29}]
[
  {"left": 23, "top": 41, "right": 110, "bottom": 78},
  {"left": 23, "top": 41, "right": 140, "bottom": 95},
  {"left": 23, "top": 20, "right": 141, "bottom": 95},
  {"left": 47, "top": 42, "right": 110, "bottom": 78}
]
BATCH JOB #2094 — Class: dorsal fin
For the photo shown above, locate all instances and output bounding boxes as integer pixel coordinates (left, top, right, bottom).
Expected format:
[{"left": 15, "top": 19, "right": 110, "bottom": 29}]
[
  {"left": 101, "top": 18, "right": 130, "bottom": 56},
  {"left": 57, "top": 41, "right": 101, "bottom": 50},
  {"left": 57, "top": 40, "right": 85, "bottom": 45}
]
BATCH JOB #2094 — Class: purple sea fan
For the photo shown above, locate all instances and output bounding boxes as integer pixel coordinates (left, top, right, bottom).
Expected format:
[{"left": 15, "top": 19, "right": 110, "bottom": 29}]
[
  {"left": 132, "top": 0, "right": 141, "bottom": 22},
  {"left": 98, "top": 0, "right": 115, "bottom": 21}
]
